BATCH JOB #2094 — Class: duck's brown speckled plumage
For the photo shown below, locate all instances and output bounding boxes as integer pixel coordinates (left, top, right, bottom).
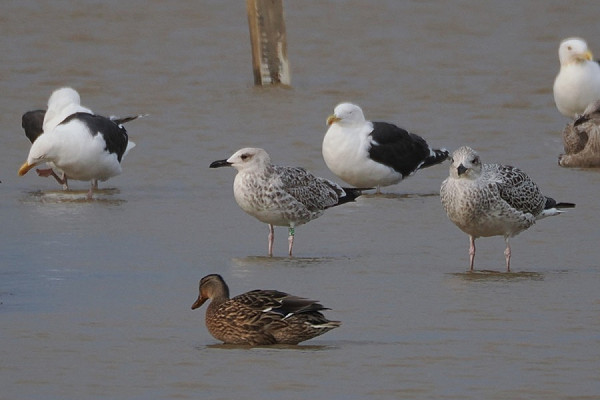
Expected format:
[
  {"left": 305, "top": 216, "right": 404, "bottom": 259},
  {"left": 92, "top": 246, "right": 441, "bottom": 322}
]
[{"left": 191, "top": 274, "right": 341, "bottom": 345}]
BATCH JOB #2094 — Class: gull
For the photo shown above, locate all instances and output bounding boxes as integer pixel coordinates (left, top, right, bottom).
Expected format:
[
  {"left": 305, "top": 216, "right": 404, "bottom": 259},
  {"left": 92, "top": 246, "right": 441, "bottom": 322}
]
[
  {"left": 18, "top": 87, "right": 137, "bottom": 199},
  {"left": 323, "top": 102, "right": 448, "bottom": 193},
  {"left": 210, "top": 147, "right": 366, "bottom": 256},
  {"left": 21, "top": 109, "right": 143, "bottom": 189},
  {"left": 440, "top": 146, "right": 575, "bottom": 271},
  {"left": 553, "top": 37, "right": 600, "bottom": 118}
]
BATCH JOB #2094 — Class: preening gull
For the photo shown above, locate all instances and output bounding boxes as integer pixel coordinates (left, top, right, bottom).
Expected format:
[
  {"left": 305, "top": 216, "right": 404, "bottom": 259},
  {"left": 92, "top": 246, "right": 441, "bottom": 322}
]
[
  {"left": 559, "top": 99, "right": 600, "bottom": 168},
  {"left": 553, "top": 37, "right": 600, "bottom": 118},
  {"left": 18, "top": 87, "right": 138, "bottom": 199},
  {"left": 323, "top": 102, "right": 449, "bottom": 193},
  {"left": 210, "top": 147, "right": 365, "bottom": 257},
  {"left": 440, "top": 146, "right": 575, "bottom": 272},
  {"left": 191, "top": 274, "right": 341, "bottom": 345}
]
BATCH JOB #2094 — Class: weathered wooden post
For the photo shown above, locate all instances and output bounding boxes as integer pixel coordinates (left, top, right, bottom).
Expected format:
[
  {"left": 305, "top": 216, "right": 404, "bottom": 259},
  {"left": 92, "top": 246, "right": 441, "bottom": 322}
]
[{"left": 246, "top": 0, "right": 291, "bottom": 86}]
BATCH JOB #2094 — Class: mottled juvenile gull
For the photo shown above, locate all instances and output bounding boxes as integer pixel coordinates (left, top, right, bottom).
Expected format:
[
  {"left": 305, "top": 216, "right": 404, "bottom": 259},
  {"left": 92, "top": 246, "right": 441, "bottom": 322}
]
[
  {"left": 18, "top": 87, "right": 137, "bottom": 199},
  {"left": 323, "top": 102, "right": 449, "bottom": 194},
  {"left": 553, "top": 37, "right": 600, "bottom": 118},
  {"left": 210, "top": 147, "right": 365, "bottom": 257},
  {"left": 559, "top": 99, "right": 600, "bottom": 168},
  {"left": 191, "top": 274, "right": 341, "bottom": 345},
  {"left": 440, "top": 146, "right": 575, "bottom": 272}
]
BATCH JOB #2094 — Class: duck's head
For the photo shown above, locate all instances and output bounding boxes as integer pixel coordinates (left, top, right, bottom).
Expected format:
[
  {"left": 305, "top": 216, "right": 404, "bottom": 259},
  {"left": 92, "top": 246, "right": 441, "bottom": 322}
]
[{"left": 191, "top": 274, "right": 230, "bottom": 310}]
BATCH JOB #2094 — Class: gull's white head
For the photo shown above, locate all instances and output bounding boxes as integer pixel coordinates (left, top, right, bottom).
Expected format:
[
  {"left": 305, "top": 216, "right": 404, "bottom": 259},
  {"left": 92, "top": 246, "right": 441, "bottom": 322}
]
[
  {"left": 18, "top": 133, "right": 56, "bottom": 176},
  {"left": 448, "top": 146, "right": 482, "bottom": 180},
  {"left": 209, "top": 147, "right": 271, "bottom": 172},
  {"left": 326, "top": 102, "right": 366, "bottom": 127},
  {"left": 558, "top": 37, "right": 593, "bottom": 66}
]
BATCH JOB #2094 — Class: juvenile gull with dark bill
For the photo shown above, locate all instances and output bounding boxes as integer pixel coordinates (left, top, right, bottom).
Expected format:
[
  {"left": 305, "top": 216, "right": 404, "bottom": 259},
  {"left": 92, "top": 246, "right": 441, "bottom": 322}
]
[
  {"left": 323, "top": 102, "right": 449, "bottom": 193},
  {"left": 210, "top": 147, "right": 366, "bottom": 257},
  {"left": 440, "top": 146, "right": 575, "bottom": 272}
]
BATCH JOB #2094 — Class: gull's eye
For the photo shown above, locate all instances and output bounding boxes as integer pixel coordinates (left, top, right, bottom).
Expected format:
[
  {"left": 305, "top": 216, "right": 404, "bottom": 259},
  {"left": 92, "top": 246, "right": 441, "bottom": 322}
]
[
  {"left": 241, "top": 154, "right": 249, "bottom": 161},
  {"left": 472, "top": 156, "right": 480, "bottom": 165},
  {"left": 567, "top": 46, "right": 572, "bottom": 51}
]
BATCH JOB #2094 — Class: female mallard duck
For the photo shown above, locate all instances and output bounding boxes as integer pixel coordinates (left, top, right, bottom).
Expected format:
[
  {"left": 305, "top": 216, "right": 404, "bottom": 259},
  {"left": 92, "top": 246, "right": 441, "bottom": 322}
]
[{"left": 191, "top": 274, "right": 341, "bottom": 345}]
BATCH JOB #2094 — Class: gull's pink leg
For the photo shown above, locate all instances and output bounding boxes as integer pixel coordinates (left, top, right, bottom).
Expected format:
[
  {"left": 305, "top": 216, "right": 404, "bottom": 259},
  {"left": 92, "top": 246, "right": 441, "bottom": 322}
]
[
  {"left": 288, "top": 226, "right": 295, "bottom": 257},
  {"left": 35, "top": 168, "right": 55, "bottom": 178},
  {"left": 469, "top": 236, "right": 476, "bottom": 271},
  {"left": 268, "top": 224, "right": 274, "bottom": 257},
  {"left": 504, "top": 237, "right": 511, "bottom": 272},
  {"left": 36, "top": 168, "right": 65, "bottom": 184},
  {"left": 35, "top": 168, "right": 70, "bottom": 190},
  {"left": 61, "top": 172, "right": 69, "bottom": 190},
  {"left": 86, "top": 183, "right": 94, "bottom": 200},
  {"left": 86, "top": 179, "right": 99, "bottom": 199}
]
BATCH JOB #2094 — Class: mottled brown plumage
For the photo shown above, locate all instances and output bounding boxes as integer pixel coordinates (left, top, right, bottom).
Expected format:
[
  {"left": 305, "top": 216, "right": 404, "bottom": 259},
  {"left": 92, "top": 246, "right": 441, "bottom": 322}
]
[
  {"left": 559, "top": 99, "right": 600, "bottom": 168},
  {"left": 441, "top": 146, "right": 575, "bottom": 271},
  {"left": 191, "top": 274, "right": 341, "bottom": 345}
]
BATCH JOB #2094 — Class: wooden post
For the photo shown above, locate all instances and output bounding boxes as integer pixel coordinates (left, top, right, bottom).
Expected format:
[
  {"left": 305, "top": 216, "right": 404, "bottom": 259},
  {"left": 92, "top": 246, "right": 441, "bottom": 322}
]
[{"left": 246, "top": 0, "right": 291, "bottom": 86}]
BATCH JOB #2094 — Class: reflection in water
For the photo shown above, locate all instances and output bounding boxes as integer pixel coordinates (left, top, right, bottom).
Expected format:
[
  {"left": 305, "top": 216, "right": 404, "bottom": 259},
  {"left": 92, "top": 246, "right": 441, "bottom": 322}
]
[
  {"left": 360, "top": 192, "right": 440, "bottom": 200},
  {"left": 231, "top": 255, "right": 339, "bottom": 273},
  {"left": 232, "top": 255, "right": 339, "bottom": 265},
  {"left": 202, "top": 343, "right": 335, "bottom": 351},
  {"left": 449, "top": 270, "right": 544, "bottom": 281},
  {"left": 3, "top": 1, "right": 599, "bottom": 398},
  {"left": 230, "top": 256, "right": 341, "bottom": 280},
  {"left": 20, "top": 188, "right": 126, "bottom": 205}
]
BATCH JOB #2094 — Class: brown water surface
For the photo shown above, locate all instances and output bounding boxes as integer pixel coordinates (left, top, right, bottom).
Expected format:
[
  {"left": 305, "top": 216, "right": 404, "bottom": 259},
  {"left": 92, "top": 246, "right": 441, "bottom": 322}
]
[{"left": 1, "top": 1, "right": 599, "bottom": 399}]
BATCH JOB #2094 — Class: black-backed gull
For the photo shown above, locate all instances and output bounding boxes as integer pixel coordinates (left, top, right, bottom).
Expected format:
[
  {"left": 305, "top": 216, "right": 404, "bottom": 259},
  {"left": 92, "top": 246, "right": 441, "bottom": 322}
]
[
  {"left": 18, "top": 87, "right": 138, "bottom": 199},
  {"left": 323, "top": 102, "right": 448, "bottom": 193}
]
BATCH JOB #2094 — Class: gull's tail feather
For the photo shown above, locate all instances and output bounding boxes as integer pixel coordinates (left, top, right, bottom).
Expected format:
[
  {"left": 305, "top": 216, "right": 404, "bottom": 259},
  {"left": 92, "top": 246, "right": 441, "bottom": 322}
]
[
  {"left": 335, "top": 187, "right": 372, "bottom": 206},
  {"left": 538, "top": 197, "right": 576, "bottom": 219},
  {"left": 111, "top": 114, "right": 149, "bottom": 125}
]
